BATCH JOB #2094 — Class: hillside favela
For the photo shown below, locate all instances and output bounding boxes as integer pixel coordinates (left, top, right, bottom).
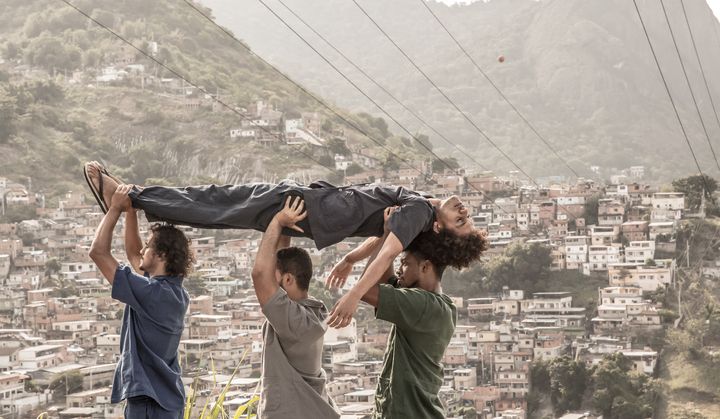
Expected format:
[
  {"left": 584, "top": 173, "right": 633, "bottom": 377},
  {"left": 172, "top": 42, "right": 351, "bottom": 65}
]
[{"left": 1, "top": 0, "right": 720, "bottom": 419}]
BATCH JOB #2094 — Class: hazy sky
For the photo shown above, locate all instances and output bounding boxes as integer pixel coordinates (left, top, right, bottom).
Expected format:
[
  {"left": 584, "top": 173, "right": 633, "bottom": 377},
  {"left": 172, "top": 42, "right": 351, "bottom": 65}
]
[
  {"left": 709, "top": 0, "right": 720, "bottom": 19},
  {"left": 437, "top": 0, "right": 720, "bottom": 20}
]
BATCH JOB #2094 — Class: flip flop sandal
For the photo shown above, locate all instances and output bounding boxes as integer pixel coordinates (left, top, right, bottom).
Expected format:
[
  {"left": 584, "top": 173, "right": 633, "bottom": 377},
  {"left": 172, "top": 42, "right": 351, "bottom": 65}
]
[
  {"left": 95, "top": 161, "right": 125, "bottom": 185},
  {"left": 83, "top": 163, "right": 109, "bottom": 214}
]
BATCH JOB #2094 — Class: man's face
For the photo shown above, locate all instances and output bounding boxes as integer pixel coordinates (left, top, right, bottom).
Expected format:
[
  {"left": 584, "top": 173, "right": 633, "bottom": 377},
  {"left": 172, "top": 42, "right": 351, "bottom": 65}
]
[
  {"left": 396, "top": 252, "right": 422, "bottom": 288},
  {"left": 139, "top": 233, "right": 160, "bottom": 273},
  {"left": 436, "top": 195, "right": 474, "bottom": 236}
]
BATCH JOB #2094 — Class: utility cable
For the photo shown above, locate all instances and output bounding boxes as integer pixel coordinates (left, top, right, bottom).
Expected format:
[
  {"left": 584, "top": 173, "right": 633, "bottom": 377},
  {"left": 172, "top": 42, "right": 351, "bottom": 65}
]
[
  {"left": 58, "top": 0, "right": 336, "bottom": 174},
  {"left": 417, "top": 0, "right": 580, "bottom": 178}
]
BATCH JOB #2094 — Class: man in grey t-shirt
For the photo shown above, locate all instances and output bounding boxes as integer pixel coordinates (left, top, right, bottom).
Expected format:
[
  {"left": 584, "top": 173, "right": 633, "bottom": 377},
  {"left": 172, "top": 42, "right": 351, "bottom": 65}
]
[{"left": 250, "top": 197, "right": 340, "bottom": 418}]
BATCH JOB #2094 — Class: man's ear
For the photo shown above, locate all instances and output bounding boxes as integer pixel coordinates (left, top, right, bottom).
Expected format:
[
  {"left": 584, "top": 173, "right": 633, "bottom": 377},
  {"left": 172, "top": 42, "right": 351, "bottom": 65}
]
[
  {"left": 420, "top": 260, "right": 432, "bottom": 274},
  {"left": 283, "top": 273, "right": 295, "bottom": 287}
]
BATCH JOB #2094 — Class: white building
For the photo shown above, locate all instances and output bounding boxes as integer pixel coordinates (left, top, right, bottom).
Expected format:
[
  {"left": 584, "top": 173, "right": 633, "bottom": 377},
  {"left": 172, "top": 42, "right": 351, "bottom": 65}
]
[
  {"left": 584, "top": 245, "right": 621, "bottom": 273},
  {"left": 651, "top": 192, "right": 685, "bottom": 210},
  {"left": 624, "top": 241, "right": 655, "bottom": 265},
  {"left": 564, "top": 236, "right": 589, "bottom": 269}
]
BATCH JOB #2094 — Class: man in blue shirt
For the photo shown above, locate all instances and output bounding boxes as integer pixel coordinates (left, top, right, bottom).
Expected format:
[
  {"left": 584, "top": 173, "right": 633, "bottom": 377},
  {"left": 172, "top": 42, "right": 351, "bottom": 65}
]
[{"left": 88, "top": 179, "right": 192, "bottom": 419}]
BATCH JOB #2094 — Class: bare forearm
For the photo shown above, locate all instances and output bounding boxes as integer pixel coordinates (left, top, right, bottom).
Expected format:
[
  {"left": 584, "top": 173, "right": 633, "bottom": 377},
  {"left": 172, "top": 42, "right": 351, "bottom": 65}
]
[
  {"left": 345, "top": 237, "right": 383, "bottom": 264},
  {"left": 348, "top": 241, "right": 400, "bottom": 302},
  {"left": 89, "top": 208, "right": 122, "bottom": 284},
  {"left": 252, "top": 219, "right": 283, "bottom": 305},
  {"left": 124, "top": 210, "right": 142, "bottom": 266},
  {"left": 91, "top": 209, "right": 121, "bottom": 256}
]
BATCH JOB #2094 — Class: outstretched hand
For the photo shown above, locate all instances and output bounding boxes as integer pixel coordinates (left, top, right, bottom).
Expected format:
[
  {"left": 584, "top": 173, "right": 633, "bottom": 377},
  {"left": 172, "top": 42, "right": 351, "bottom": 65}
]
[
  {"left": 327, "top": 292, "right": 360, "bottom": 329},
  {"left": 275, "top": 196, "right": 307, "bottom": 233},
  {"left": 326, "top": 258, "right": 353, "bottom": 289}
]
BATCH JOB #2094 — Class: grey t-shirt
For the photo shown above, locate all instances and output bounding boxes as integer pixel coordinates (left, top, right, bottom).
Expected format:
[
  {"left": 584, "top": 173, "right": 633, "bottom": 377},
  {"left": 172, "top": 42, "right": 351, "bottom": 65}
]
[
  {"left": 303, "top": 184, "right": 436, "bottom": 249},
  {"left": 259, "top": 288, "right": 340, "bottom": 419}
]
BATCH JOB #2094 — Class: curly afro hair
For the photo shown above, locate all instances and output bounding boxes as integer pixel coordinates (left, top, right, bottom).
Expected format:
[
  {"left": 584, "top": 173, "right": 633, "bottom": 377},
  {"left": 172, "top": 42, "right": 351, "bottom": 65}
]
[
  {"left": 406, "top": 229, "right": 488, "bottom": 275},
  {"left": 150, "top": 224, "right": 195, "bottom": 277}
]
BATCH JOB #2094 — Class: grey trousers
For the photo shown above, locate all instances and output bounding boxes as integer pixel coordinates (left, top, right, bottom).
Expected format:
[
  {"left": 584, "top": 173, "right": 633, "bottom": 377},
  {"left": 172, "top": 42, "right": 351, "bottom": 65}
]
[{"left": 127, "top": 182, "right": 313, "bottom": 237}]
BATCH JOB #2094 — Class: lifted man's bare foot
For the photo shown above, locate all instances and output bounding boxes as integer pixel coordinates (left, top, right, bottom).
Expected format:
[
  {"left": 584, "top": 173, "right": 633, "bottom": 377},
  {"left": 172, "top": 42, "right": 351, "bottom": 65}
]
[{"left": 85, "top": 162, "right": 120, "bottom": 212}]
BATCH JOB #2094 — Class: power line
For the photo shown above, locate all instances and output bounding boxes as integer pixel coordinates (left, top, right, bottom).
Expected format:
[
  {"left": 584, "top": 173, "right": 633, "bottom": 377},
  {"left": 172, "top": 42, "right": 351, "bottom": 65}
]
[
  {"left": 350, "top": 0, "right": 537, "bottom": 184},
  {"left": 58, "top": 0, "right": 337, "bottom": 175},
  {"left": 180, "top": 0, "right": 428, "bottom": 180},
  {"left": 659, "top": 0, "right": 720, "bottom": 172},
  {"left": 256, "top": 0, "right": 519, "bottom": 215},
  {"left": 263, "top": 0, "right": 591, "bottom": 222},
  {"left": 256, "top": 0, "right": 464, "bottom": 174},
  {"left": 631, "top": 0, "right": 711, "bottom": 194},
  {"left": 417, "top": 0, "right": 580, "bottom": 178},
  {"left": 347, "top": 0, "right": 593, "bottom": 222},
  {"left": 680, "top": 0, "right": 720, "bottom": 139},
  {"left": 273, "top": 0, "right": 490, "bottom": 172},
  {"left": 182, "top": 0, "right": 518, "bottom": 216}
]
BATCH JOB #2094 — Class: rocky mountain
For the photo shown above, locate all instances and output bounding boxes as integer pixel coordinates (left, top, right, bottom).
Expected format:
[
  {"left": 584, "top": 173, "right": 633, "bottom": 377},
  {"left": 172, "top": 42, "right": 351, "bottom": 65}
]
[{"left": 201, "top": 0, "right": 720, "bottom": 180}]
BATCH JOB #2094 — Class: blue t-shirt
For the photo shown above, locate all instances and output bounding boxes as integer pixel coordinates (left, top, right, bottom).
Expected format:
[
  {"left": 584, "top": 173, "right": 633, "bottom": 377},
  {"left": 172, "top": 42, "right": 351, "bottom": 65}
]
[{"left": 110, "top": 265, "right": 189, "bottom": 411}]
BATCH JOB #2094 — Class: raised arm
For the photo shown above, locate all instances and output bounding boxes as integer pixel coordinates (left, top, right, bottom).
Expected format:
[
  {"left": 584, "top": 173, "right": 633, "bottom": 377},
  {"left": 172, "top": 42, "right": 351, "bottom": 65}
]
[
  {"left": 328, "top": 207, "right": 401, "bottom": 328},
  {"left": 89, "top": 185, "right": 133, "bottom": 285},
  {"left": 123, "top": 205, "right": 143, "bottom": 273},
  {"left": 251, "top": 196, "right": 306, "bottom": 306},
  {"left": 359, "top": 234, "right": 396, "bottom": 308}
]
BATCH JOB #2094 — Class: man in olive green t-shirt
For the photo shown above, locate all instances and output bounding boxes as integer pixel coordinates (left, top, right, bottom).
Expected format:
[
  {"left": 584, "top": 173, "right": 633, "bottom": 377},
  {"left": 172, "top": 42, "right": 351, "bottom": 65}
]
[{"left": 356, "top": 232, "right": 458, "bottom": 418}]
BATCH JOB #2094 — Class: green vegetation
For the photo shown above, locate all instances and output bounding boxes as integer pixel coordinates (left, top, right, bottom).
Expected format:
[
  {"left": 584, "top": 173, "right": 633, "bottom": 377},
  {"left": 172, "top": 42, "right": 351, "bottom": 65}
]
[
  {"left": 672, "top": 175, "right": 718, "bottom": 214},
  {"left": 530, "top": 354, "right": 660, "bottom": 419},
  {"left": 0, "top": 0, "right": 430, "bottom": 194},
  {"left": 48, "top": 371, "right": 83, "bottom": 396},
  {"left": 530, "top": 356, "right": 588, "bottom": 416},
  {"left": 444, "top": 242, "right": 605, "bottom": 303}
]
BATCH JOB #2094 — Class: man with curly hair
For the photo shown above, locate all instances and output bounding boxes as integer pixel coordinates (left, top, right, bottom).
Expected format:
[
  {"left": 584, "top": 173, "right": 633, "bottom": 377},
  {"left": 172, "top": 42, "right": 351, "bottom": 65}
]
[
  {"left": 341, "top": 208, "right": 486, "bottom": 418},
  {"left": 83, "top": 161, "right": 485, "bottom": 327},
  {"left": 88, "top": 180, "right": 192, "bottom": 419}
]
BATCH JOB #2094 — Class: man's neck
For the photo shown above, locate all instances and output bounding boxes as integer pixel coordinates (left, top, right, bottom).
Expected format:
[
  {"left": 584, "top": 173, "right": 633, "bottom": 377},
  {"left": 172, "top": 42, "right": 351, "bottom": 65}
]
[
  {"left": 287, "top": 289, "right": 309, "bottom": 301},
  {"left": 147, "top": 267, "right": 169, "bottom": 277},
  {"left": 418, "top": 278, "right": 442, "bottom": 294}
]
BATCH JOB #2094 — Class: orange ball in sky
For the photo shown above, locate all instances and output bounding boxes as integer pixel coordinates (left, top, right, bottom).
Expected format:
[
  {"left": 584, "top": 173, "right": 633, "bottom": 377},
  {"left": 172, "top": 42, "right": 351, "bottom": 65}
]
[{"left": 498, "top": 55, "right": 505, "bottom": 63}]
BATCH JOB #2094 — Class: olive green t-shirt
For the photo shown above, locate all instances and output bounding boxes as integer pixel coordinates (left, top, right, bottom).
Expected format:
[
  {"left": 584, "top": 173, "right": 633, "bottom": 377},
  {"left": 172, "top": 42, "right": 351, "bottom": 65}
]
[{"left": 373, "top": 284, "right": 457, "bottom": 419}]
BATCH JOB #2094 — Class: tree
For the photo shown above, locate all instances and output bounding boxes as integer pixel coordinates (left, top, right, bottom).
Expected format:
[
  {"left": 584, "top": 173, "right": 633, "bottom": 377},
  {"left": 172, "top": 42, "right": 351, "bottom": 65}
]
[
  {"left": 49, "top": 371, "right": 83, "bottom": 396},
  {"left": 530, "top": 360, "right": 550, "bottom": 390},
  {"left": 672, "top": 174, "right": 718, "bottom": 211},
  {"left": 591, "top": 353, "right": 656, "bottom": 419},
  {"left": 23, "top": 36, "right": 83, "bottom": 72},
  {"left": 548, "top": 356, "right": 588, "bottom": 415},
  {"left": 184, "top": 276, "right": 208, "bottom": 297},
  {"left": 484, "top": 242, "right": 553, "bottom": 292},
  {"left": 45, "top": 258, "right": 62, "bottom": 278},
  {"left": 326, "top": 137, "right": 350, "bottom": 157},
  {"left": 584, "top": 194, "right": 600, "bottom": 225},
  {"left": 432, "top": 157, "right": 459, "bottom": 173},
  {"left": 0, "top": 87, "right": 17, "bottom": 142}
]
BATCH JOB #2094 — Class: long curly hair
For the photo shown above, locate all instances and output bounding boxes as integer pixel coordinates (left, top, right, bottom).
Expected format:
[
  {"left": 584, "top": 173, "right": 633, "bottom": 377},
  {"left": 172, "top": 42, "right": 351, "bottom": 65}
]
[
  {"left": 150, "top": 224, "right": 195, "bottom": 277},
  {"left": 407, "top": 229, "right": 488, "bottom": 275}
]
